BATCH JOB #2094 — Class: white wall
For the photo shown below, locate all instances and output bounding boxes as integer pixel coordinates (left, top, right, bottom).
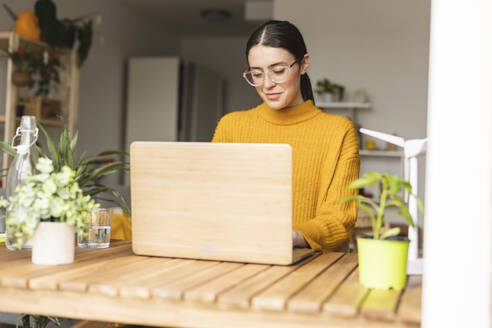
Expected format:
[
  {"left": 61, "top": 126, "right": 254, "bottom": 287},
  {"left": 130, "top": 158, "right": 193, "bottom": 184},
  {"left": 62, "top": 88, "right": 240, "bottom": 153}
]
[
  {"left": 0, "top": 0, "right": 179, "bottom": 172},
  {"left": 179, "top": 37, "right": 259, "bottom": 115}
]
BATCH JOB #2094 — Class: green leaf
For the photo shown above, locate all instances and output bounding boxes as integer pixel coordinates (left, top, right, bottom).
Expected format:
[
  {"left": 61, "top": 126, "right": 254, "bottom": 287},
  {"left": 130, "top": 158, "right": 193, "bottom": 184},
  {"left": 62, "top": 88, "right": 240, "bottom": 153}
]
[
  {"left": 342, "top": 195, "right": 380, "bottom": 213},
  {"left": 70, "top": 130, "right": 79, "bottom": 152},
  {"left": 386, "top": 173, "right": 402, "bottom": 195},
  {"left": 0, "top": 141, "right": 16, "bottom": 157},
  {"left": 38, "top": 120, "right": 60, "bottom": 171},
  {"left": 359, "top": 202, "right": 376, "bottom": 232},
  {"left": 36, "top": 143, "right": 47, "bottom": 158},
  {"left": 380, "top": 227, "right": 400, "bottom": 240},
  {"left": 97, "top": 150, "right": 129, "bottom": 157},
  {"left": 391, "top": 196, "right": 415, "bottom": 228},
  {"left": 85, "top": 161, "right": 127, "bottom": 181}
]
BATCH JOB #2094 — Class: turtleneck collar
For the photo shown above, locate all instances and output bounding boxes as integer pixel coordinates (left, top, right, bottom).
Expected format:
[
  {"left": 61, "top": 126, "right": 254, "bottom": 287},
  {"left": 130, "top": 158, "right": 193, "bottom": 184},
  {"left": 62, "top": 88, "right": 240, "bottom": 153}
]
[{"left": 256, "top": 100, "right": 322, "bottom": 125}]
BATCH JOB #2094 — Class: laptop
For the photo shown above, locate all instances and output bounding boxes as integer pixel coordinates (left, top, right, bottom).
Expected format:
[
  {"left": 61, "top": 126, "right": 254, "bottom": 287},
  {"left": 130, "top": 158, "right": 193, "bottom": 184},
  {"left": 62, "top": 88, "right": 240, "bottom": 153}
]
[{"left": 130, "top": 142, "right": 315, "bottom": 265}]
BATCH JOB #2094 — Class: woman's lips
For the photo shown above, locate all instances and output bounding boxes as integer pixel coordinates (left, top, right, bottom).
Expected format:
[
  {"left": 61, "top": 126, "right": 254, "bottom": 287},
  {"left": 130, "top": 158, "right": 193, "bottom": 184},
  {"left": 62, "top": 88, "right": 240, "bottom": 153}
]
[{"left": 265, "top": 92, "right": 282, "bottom": 100}]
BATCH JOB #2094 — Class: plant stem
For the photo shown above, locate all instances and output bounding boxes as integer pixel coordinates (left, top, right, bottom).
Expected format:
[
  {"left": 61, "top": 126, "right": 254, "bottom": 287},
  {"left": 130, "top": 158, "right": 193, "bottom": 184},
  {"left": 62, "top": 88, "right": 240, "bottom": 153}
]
[{"left": 375, "top": 190, "right": 388, "bottom": 240}]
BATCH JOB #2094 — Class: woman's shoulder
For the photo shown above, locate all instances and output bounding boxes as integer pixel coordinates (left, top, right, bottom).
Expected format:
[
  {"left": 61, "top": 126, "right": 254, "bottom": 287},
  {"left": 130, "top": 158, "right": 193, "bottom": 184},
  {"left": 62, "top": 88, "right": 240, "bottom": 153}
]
[{"left": 315, "top": 110, "right": 355, "bottom": 131}]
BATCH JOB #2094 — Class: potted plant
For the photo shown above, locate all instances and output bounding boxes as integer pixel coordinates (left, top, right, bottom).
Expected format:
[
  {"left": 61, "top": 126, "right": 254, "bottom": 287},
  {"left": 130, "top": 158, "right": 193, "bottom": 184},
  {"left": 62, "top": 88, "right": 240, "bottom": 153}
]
[
  {"left": 343, "top": 172, "right": 424, "bottom": 289},
  {"left": 0, "top": 123, "right": 130, "bottom": 214},
  {"left": 2, "top": 48, "right": 36, "bottom": 87},
  {"left": 314, "top": 78, "right": 345, "bottom": 103},
  {"left": 0, "top": 157, "right": 98, "bottom": 264}
]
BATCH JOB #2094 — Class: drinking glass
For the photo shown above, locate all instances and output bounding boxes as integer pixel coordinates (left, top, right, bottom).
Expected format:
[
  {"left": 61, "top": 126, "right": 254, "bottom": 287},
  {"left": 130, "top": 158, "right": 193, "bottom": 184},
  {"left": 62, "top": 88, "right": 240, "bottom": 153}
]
[{"left": 77, "top": 208, "right": 113, "bottom": 248}]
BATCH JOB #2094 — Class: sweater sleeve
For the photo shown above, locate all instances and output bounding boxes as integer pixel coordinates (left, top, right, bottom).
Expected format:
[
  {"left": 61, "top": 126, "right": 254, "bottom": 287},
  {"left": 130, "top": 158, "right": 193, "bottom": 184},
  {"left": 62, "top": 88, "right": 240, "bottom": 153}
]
[{"left": 294, "top": 122, "right": 360, "bottom": 251}]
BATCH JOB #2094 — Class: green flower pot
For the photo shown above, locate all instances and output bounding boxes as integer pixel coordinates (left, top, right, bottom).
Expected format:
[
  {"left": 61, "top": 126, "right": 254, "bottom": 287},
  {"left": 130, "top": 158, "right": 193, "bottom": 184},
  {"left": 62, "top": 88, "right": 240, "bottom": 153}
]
[{"left": 357, "top": 236, "right": 409, "bottom": 290}]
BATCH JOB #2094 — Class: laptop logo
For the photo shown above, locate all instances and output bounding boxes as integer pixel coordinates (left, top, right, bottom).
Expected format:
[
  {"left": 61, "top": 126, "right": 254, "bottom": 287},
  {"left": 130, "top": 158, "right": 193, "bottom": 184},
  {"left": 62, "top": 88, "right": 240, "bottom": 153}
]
[{"left": 200, "top": 246, "right": 218, "bottom": 253}]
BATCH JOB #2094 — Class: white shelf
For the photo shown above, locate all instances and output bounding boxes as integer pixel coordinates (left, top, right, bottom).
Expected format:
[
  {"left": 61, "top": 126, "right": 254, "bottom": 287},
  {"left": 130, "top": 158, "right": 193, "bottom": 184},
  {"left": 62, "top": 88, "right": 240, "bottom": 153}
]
[
  {"left": 359, "top": 149, "right": 403, "bottom": 157},
  {"left": 317, "top": 102, "right": 371, "bottom": 109}
]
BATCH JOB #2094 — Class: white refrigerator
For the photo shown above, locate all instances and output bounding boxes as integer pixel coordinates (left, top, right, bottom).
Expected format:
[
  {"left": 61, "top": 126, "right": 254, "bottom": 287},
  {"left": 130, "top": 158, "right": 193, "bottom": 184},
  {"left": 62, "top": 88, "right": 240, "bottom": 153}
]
[{"left": 125, "top": 56, "right": 224, "bottom": 148}]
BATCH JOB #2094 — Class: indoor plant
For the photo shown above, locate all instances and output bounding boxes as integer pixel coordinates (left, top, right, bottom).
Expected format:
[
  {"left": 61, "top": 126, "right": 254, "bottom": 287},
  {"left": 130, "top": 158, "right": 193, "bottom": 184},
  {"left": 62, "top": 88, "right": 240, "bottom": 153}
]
[
  {"left": 0, "top": 122, "right": 130, "bottom": 215},
  {"left": 2, "top": 48, "right": 36, "bottom": 87},
  {"left": 314, "top": 78, "right": 345, "bottom": 102},
  {"left": 343, "top": 172, "right": 424, "bottom": 289},
  {"left": 0, "top": 157, "right": 98, "bottom": 264}
]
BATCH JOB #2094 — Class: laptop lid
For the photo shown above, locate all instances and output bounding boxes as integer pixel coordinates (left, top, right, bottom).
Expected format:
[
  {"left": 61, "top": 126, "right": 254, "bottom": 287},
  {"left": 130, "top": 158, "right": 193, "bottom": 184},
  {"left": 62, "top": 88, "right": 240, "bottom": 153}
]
[{"left": 130, "top": 142, "right": 296, "bottom": 265}]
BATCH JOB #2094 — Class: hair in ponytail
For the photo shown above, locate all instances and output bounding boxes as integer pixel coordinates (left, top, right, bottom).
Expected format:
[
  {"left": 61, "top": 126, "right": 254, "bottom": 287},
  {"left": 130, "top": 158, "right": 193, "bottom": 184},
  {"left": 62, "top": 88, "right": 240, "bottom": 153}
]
[
  {"left": 246, "top": 20, "right": 315, "bottom": 105},
  {"left": 300, "top": 73, "right": 315, "bottom": 105}
]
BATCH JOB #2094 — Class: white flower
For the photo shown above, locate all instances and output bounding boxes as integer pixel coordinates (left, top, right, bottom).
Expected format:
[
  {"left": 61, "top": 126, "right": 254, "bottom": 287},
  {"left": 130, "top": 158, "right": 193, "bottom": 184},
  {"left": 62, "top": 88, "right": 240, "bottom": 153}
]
[
  {"left": 36, "top": 157, "right": 54, "bottom": 174},
  {"left": 55, "top": 166, "right": 74, "bottom": 187},
  {"left": 42, "top": 177, "right": 57, "bottom": 195},
  {"left": 0, "top": 197, "right": 8, "bottom": 208}
]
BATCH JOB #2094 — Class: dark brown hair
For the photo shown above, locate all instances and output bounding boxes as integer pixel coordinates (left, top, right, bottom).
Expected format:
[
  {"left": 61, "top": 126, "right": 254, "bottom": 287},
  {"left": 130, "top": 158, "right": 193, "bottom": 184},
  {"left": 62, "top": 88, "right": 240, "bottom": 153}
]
[{"left": 246, "top": 20, "right": 314, "bottom": 104}]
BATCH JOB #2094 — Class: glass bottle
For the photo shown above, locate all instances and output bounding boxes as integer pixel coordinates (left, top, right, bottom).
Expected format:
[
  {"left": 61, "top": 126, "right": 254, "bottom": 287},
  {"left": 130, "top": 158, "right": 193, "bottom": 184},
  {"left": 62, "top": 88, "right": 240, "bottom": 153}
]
[{"left": 5, "top": 116, "right": 39, "bottom": 250}]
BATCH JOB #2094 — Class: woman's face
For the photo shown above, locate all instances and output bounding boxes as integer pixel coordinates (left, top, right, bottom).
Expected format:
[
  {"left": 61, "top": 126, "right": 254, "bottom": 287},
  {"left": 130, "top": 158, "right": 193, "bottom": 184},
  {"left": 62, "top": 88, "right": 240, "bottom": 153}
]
[{"left": 247, "top": 45, "right": 310, "bottom": 110}]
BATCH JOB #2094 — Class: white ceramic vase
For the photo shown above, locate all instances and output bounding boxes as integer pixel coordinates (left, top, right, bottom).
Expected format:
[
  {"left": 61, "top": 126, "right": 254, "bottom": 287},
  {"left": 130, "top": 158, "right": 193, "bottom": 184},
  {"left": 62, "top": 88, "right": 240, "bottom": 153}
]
[{"left": 32, "top": 222, "right": 75, "bottom": 265}]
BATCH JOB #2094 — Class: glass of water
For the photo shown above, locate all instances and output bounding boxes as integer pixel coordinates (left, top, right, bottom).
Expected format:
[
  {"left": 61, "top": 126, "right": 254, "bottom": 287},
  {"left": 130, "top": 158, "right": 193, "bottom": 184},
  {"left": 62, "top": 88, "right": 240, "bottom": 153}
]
[{"left": 77, "top": 208, "right": 113, "bottom": 248}]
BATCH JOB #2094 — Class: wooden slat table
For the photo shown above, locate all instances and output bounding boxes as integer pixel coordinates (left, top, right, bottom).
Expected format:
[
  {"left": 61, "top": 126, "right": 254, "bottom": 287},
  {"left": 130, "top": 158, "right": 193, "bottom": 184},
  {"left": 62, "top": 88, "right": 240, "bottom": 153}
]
[{"left": 0, "top": 241, "right": 421, "bottom": 327}]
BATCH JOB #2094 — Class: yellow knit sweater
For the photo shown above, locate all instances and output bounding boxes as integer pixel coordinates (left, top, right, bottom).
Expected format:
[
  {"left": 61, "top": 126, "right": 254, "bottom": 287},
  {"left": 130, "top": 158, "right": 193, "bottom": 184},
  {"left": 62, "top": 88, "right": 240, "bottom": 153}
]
[{"left": 212, "top": 100, "right": 360, "bottom": 251}]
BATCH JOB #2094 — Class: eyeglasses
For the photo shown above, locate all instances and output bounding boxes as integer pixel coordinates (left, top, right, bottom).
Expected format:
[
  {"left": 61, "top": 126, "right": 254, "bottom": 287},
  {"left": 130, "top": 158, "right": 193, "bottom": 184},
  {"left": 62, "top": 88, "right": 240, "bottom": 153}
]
[{"left": 242, "top": 59, "right": 300, "bottom": 87}]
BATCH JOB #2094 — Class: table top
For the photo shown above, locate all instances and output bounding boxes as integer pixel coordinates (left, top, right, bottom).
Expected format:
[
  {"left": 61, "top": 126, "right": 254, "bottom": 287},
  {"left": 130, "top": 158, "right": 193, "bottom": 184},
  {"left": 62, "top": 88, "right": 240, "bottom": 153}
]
[{"left": 0, "top": 241, "right": 421, "bottom": 328}]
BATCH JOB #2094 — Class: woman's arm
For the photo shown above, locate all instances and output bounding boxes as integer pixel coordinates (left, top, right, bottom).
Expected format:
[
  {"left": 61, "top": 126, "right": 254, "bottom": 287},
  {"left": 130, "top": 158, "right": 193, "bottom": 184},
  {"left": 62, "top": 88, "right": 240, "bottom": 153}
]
[{"left": 294, "top": 123, "right": 360, "bottom": 251}]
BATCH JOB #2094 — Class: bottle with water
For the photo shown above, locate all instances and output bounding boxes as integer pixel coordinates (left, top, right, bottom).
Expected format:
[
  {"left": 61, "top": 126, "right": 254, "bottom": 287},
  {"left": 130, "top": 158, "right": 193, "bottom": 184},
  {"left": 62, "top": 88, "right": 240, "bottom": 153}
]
[{"left": 5, "top": 116, "right": 39, "bottom": 250}]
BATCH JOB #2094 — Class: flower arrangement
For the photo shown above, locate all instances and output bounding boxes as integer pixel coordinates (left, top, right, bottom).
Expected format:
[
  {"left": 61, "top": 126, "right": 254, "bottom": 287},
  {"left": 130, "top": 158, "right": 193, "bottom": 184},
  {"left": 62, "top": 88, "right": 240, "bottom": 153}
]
[{"left": 0, "top": 157, "right": 98, "bottom": 249}]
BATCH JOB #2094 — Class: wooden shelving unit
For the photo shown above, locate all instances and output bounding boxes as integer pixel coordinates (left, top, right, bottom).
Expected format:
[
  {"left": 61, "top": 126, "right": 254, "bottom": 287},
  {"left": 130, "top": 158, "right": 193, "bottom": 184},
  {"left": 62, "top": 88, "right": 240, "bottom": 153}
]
[
  {"left": 0, "top": 31, "right": 79, "bottom": 172},
  {"left": 317, "top": 101, "right": 370, "bottom": 130},
  {"left": 359, "top": 149, "right": 403, "bottom": 157}
]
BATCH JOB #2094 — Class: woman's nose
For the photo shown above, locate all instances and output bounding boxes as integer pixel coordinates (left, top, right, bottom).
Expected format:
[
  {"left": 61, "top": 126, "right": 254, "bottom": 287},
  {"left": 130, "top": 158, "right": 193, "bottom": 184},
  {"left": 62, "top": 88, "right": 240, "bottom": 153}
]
[{"left": 263, "top": 72, "right": 276, "bottom": 88}]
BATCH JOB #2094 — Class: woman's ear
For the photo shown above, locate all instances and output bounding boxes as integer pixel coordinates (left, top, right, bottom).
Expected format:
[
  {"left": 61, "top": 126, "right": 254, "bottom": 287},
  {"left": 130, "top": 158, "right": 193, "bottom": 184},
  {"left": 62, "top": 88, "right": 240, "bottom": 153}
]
[{"left": 300, "top": 53, "right": 310, "bottom": 75}]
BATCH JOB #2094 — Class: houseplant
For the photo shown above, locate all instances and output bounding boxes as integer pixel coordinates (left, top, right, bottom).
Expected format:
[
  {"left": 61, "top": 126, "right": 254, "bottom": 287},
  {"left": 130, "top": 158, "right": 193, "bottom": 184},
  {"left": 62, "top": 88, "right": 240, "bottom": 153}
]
[
  {"left": 0, "top": 122, "right": 130, "bottom": 215},
  {"left": 314, "top": 78, "right": 345, "bottom": 102},
  {"left": 0, "top": 157, "right": 98, "bottom": 264},
  {"left": 343, "top": 172, "right": 424, "bottom": 289},
  {"left": 2, "top": 48, "right": 36, "bottom": 87}
]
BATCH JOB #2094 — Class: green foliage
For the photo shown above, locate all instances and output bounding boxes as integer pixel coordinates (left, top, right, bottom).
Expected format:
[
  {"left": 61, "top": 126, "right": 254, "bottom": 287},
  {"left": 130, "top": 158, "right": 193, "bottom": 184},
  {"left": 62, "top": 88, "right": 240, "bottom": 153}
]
[
  {"left": 34, "top": 0, "right": 93, "bottom": 67},
  {"left": 314, "top": 78, "right": 345, "bottom": 100},
  {"left": 0, "top": 122, "right": 131, "bottom": 215},
  {"left": 343, "top": 172, "right": 424, "bottom": 240},
  {"left": 2, "top": 158, "right": 98, "bottom": 249},
  {"left": 17, "top": 314, "right": 60, "bottom": 328}
]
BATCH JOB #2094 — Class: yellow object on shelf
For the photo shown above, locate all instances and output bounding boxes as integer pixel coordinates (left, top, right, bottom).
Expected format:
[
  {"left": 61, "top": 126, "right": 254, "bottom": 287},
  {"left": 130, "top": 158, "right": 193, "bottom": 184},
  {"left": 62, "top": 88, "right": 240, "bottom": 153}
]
[
  {"left": 15, "top": 11, "right": 41, "bottom": 41},
  {"left": 366, "top": 140, "right": 376, "bottom": 150}
]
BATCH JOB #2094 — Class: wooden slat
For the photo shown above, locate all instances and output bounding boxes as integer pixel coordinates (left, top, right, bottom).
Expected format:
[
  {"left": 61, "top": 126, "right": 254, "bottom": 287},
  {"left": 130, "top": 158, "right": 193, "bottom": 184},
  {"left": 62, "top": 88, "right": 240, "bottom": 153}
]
[
  {"left": 287, "top": 253, "right": 358, "bottom": 313},
  {"left": 185, "top": 263, "right": 269, "bottom": 303},
  {"left": 119, "top": 259, "right": 220, "bottom": 299},
  {"left": 360, "top": 288, "right": 403, "bottom": 322},
  {"left": 59, "top": 256, "right": 150, "bottom": 293},
  {"left": 397, "top": 276, "right": 422, "bottom": 324},
  {"left": 252, "top": 252, "right": 344, "bottom": 311},
  {"left": 0, "top": 285, "right": 419, "bottom": 328},
  {"left": 87, "top": 257, "right": 175, "bottom": 297},
  {"left": 88, "top": 257, "right": 197, "bottom": 297},
  {"left": 1, "top": 244, "right": 132, "bottom": 289},
  {"left": 28, "top": 254, "right": 138, "bottom": 291},
  {"left": 217, "top": 254, "right": 318, "bottom": 308},
  {"left": 152, "top": 262, "right": 243, "bottom": 300},
  {"left": 323, "top": 267, "right": 368, "bottom": 317}
]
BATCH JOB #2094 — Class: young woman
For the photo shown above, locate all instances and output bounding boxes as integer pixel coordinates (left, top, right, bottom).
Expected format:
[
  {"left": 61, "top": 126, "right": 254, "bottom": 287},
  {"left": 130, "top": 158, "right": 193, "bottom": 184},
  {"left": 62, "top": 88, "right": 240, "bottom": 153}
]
[{"left": 212, "top": 20, "right": 360, "bottom": 251}]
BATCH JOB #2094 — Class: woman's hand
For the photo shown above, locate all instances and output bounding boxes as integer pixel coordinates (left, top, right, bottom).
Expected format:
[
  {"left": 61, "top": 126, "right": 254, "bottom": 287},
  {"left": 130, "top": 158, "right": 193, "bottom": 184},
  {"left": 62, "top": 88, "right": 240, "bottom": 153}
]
[{"left": 292, "top": 229, "right": 309, "bottom": 248}]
